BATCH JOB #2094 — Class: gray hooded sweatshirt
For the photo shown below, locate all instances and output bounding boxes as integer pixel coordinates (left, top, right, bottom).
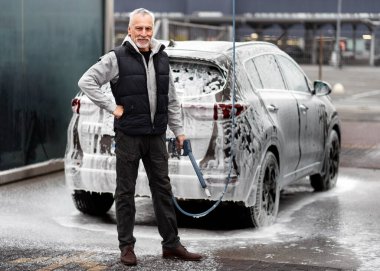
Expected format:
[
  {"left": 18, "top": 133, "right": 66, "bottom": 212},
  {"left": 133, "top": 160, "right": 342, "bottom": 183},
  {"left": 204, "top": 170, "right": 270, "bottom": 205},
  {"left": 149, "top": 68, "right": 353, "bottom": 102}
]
[{"left": 78, "top": 35, "right": 184, "bottom": 137}]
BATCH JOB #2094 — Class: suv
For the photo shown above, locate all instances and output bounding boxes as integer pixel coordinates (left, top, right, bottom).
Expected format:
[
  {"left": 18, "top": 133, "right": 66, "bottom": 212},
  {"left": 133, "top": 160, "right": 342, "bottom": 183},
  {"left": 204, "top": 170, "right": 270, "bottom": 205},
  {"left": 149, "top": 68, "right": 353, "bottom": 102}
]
[{"left": 65, "top": 41, "right": 340, "bottom": 227}]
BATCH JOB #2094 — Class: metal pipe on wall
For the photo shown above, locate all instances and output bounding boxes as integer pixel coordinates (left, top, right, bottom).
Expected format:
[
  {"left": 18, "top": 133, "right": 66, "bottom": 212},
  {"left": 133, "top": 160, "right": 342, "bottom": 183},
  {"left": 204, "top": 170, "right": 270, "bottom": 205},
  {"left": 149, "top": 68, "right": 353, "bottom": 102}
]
[{"left": 104, "top": 0, "right": 115, "bottom": 52}]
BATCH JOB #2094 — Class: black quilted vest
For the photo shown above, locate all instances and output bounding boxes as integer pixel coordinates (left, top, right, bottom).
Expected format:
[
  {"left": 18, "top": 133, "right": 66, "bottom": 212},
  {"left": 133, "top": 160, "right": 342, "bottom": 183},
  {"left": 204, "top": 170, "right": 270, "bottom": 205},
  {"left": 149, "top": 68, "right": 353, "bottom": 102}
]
[{"left": 110, "top": 41, "right": 169, "bottom": 135}]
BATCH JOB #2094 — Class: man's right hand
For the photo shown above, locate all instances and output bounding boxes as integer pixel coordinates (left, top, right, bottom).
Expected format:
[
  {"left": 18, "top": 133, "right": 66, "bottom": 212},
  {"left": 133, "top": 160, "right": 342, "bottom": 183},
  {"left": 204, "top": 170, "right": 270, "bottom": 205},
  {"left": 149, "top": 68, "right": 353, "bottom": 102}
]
[{"left": 113, "top": 105, "right": 124, "bottom": 119}]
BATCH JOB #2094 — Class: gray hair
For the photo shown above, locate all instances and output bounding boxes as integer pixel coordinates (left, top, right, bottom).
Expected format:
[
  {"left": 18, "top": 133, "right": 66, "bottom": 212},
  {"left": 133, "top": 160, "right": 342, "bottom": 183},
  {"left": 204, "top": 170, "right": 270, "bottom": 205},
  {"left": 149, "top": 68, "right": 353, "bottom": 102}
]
[{"left": 129, "top": 8, "right": 155, "bottom": 27}]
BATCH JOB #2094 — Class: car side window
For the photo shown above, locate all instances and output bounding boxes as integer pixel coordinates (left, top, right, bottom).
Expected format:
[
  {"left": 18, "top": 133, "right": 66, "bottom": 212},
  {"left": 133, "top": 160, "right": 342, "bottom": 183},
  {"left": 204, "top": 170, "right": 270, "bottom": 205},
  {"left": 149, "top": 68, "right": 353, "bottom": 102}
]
[
  {"left": 277, "top": 56, "right": 310, "bottom": 93},
  {"left": 253, "top": 54, "right": 286, "bottom": 90},
  {"left": 245, "top": 59, "right": 263, "bottom": 89}
]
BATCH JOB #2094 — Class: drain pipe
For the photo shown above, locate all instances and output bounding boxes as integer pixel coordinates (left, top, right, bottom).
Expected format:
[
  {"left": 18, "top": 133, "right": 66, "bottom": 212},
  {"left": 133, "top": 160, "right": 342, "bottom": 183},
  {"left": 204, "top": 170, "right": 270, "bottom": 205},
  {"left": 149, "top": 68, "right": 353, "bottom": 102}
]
[{"left": 104, "top": 0, "right": 114, "bottom": 53}]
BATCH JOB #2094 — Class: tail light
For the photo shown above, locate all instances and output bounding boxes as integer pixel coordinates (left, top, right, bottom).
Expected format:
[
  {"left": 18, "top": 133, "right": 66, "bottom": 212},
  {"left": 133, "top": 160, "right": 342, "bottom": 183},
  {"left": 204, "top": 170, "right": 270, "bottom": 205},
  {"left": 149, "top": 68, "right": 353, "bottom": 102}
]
[
  {"left": 182, "top": 103, "right": 247, "bottom": 121},
  {"left": 71, "top": 98, "right": 81, "bottom": 114},
  {"left": 213, "top": 103, "right": 247, "bottom": 120}
]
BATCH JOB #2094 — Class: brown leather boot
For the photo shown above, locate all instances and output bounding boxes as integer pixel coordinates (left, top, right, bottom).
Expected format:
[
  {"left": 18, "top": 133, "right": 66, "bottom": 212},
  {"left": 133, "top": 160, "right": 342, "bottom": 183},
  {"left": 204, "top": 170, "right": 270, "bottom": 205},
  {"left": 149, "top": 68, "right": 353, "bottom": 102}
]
[
  {"left": 120, "top": 245, "right": 137, "bottom": 266},
  {"left": 162, "top": 244, "right": 202, "bottom": 261}
]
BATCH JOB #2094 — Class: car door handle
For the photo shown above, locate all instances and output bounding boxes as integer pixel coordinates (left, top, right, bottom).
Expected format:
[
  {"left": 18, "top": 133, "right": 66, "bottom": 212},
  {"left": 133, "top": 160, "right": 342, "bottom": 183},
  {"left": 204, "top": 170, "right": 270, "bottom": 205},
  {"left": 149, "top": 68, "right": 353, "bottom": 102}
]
[
  {"left": 299, "top": 104, "right": 309, "bottom": 112},
  {"left": 267, "top": 104, "right": 279, "bottom": 113}
]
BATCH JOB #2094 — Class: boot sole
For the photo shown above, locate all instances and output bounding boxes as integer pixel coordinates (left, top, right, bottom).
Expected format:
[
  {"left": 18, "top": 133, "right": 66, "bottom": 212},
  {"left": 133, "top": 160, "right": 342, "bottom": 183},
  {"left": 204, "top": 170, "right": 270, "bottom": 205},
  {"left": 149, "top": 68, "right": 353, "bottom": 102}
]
[
  {"left": 121, "top": 260, "right": 137, "bottom": 266},
  {"left": 163, "top": 255, "right": 202, "bottom": 261}
]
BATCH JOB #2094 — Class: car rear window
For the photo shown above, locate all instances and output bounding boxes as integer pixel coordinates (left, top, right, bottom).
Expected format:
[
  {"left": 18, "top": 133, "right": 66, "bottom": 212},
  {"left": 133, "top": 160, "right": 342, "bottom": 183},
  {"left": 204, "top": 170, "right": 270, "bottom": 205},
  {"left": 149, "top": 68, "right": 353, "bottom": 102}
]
[{"left": 171, "top": 61, "right": 225, "bottom": 97}]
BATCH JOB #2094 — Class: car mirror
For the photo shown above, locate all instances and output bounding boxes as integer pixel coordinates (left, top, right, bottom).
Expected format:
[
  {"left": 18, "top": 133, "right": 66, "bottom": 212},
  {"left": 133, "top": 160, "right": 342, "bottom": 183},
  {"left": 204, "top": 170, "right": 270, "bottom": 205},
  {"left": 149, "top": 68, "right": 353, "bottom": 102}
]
[{"left": 313, "top": 80, "right": 332, "bottom": 96}]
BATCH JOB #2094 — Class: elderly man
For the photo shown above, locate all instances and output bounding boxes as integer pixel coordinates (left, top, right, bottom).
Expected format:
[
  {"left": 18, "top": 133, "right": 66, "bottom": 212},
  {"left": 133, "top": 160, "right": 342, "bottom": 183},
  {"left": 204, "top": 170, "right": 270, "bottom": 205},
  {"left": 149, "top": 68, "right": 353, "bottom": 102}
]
[{"left": 78, "top": 8, "right": 202, "bottom": 266}]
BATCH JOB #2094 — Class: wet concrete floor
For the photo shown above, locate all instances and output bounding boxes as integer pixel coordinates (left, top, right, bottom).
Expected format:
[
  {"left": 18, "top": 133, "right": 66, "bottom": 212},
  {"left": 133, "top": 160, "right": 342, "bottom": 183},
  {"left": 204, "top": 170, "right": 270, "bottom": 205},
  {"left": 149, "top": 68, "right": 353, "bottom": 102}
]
[{"left": 0, "top": 166, "right": 379, "bottom": 270}]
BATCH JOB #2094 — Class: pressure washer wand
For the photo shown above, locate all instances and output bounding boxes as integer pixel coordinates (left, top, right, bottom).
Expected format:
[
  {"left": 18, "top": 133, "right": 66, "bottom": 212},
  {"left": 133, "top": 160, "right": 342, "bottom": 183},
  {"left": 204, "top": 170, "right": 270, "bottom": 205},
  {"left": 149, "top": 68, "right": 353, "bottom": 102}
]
[
  {"left": 182, "top": 140, "right": 211, "bottom": 198},
  {"left": 167, "top": 138, "right": 211, "bottom": 198}
]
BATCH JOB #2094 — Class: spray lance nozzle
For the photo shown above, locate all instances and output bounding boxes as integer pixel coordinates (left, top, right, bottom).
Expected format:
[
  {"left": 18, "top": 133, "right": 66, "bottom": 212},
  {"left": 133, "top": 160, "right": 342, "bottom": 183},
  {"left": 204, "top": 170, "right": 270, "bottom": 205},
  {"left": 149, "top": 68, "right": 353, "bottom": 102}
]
[{"left": 167, "top": 138, "right": 211, "bottom": 198}]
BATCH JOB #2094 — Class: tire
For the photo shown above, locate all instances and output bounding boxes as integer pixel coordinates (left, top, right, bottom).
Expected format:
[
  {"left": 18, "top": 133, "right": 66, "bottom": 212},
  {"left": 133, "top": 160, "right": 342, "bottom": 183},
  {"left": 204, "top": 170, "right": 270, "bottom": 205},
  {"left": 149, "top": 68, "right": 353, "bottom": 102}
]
[
  {"left": 310, "top": 130, "right": 340, "bottom": 191},
  {"left": 248, "top": 152, "right": 280, "bottom": 228},
  {"left": 72, "top": 190, "right": 114, "bottom": 216}
]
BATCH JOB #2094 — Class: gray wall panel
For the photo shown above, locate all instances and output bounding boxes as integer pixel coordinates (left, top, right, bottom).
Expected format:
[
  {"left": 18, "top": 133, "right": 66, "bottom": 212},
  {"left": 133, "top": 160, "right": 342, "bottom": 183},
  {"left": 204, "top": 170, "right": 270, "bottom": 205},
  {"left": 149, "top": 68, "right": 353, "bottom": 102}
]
[{"left": 0, "top": 0, "right": 103, "bottom": 170}]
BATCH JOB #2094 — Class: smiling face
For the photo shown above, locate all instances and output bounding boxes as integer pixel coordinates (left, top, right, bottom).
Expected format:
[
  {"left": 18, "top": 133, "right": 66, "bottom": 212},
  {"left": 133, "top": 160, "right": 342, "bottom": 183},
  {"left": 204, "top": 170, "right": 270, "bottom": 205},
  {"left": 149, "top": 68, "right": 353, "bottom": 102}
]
[{"left": 128, "top": 13, "right": 153, "bottom": 52}]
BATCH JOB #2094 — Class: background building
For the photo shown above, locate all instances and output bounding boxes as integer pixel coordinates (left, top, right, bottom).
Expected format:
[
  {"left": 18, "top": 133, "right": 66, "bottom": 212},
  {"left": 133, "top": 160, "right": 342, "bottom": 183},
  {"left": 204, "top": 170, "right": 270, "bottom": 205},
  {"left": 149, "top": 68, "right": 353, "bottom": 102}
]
[
  {"left": 115, "top": 0, "right": 380, "bottom": 65},
  {"left": 115, "top": 0, "right": 380, "bottom": 14}
]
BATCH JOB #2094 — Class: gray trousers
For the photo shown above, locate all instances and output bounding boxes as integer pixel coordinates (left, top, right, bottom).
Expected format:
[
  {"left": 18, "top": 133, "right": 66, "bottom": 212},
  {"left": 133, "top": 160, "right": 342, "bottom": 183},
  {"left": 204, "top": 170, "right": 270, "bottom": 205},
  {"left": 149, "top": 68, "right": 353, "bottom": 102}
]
[{"left": 114, "top": 131, "right": 180, "bottom": 250}]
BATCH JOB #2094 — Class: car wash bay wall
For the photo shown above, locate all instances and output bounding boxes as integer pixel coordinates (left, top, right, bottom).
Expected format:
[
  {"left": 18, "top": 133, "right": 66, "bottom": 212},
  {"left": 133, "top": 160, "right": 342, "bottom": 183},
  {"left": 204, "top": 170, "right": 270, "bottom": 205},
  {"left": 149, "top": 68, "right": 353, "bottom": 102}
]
[{"left": 0, "top": 0, "right": 104, "bottom": 170}]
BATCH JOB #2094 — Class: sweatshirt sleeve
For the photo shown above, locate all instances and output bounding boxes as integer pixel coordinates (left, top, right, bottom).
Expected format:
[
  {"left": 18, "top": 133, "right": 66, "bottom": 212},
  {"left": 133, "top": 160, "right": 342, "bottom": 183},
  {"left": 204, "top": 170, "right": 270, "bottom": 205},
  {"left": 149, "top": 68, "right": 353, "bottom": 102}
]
[
  {"left": 167, "top": 70, "right": 185, "bottom": 137},
  {"left": 78, "top": 51, "right": 119, "bottom": 114}
]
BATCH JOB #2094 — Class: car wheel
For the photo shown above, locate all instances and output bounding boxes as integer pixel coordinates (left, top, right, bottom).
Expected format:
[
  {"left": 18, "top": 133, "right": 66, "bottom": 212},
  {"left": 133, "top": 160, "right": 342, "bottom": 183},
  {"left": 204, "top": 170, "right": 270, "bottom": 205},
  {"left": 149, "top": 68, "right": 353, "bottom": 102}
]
[
  {"left": 248, "top": 151, "right": 280, "bottom": 227},
  {"left": 310, "top": 130, "right": 340, "bottom": 191},
  {"left": 72, "top": 190, "right": 114, "bottom": 216}
]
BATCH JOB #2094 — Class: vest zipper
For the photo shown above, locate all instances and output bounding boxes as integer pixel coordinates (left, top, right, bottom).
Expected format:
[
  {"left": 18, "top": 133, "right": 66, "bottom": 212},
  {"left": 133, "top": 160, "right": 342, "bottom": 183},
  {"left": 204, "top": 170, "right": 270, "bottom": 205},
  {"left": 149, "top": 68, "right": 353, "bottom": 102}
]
[{"left": 141, "top": 53, "right": 155, "bottom": 132}]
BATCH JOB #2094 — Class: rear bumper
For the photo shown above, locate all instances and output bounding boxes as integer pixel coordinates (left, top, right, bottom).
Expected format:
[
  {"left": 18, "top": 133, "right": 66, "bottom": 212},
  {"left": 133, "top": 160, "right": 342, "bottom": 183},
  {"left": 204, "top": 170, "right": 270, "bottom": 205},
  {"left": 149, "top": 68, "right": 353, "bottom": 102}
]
[{"left": 64, "top": 155, "right": 245, "bottom": 202}]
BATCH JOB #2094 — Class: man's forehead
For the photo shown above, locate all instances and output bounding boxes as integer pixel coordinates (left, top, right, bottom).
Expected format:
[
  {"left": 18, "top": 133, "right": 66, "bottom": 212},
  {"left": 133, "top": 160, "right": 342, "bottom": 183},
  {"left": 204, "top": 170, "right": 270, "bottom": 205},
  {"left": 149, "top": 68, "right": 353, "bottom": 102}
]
[{"left": 131, "top": 14, "right": 153, "bottom": 26}]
